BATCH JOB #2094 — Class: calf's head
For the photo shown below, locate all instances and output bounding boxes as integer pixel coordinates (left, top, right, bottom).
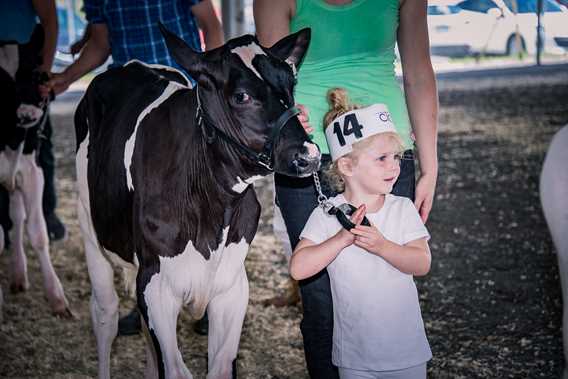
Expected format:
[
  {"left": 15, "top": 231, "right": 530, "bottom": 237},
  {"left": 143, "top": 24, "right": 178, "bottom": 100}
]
[{"left": 160, "top": 25, "right": 320, "bottom": 178}]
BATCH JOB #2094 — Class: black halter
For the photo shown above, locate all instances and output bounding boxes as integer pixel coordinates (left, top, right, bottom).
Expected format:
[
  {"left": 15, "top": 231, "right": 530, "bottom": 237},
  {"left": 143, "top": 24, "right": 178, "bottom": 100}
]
[{"left": 194, "top": 86, "right": 301, "bottom": 171}]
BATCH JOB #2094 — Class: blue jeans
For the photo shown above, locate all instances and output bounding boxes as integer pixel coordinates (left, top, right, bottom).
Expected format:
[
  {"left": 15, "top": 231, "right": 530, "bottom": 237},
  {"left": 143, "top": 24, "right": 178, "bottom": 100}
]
[{"left": 275, "top": 151, "right": 416, "bottom": 379}]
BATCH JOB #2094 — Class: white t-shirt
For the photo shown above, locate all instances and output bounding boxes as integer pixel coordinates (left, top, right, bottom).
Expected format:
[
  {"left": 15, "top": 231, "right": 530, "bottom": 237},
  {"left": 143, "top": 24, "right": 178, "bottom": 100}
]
[{"left": 300, "top": 194, "right": 432, "bottom": 371}]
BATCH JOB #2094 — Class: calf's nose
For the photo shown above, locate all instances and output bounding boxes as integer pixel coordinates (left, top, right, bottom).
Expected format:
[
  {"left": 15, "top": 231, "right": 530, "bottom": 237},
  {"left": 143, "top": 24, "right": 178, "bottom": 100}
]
[{"left": 292, "top": 144, "right": 321, "bottom": 176}]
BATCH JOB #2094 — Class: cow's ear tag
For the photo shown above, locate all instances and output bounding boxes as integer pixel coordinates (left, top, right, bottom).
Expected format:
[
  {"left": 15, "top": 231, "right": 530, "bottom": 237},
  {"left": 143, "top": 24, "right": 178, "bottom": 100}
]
[{"left": 328, "top": 203, "right": 371, "bottom": 231}]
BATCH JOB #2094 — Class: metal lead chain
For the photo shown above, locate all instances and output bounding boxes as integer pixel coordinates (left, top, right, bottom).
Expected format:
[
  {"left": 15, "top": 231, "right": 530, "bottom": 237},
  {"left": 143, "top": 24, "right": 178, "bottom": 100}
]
[{"left": 312, "top": 171, "right": 334, "bottom": 213}]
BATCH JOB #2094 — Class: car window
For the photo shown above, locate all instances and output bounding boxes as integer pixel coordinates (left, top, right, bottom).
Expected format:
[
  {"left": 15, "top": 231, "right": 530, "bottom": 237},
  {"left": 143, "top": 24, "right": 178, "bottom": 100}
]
[
  {"left": 428, "top": 5, "right": 463, "bottom": 15},
  {"left": 448, "top": 5, "right": 463, "bottom": 13},
  {"left": 503, "top": 0, "right": 535, "bottom": 12},
  {"left": 503, "top": 0, "right": 561, "bottom": 12},
  {"left": 543, "top": 0, "right": 562, "bottom": 11},
  {"left": 428, "top": 5, "right": 444, "bottom": 15},
  {"left": 458, "top": 0, "right": 499, "bottom": 13}
]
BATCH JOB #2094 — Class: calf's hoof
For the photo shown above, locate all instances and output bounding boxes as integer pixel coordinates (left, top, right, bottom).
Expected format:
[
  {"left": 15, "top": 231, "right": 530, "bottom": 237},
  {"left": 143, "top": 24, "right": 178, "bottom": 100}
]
[
  {"left": 53, "top": 306, "right": 77, "bottom": 319},
  {"left": 48, "top": 297, "right": 76, "bottom": 319},
  {"left": 10, "top": 280, "right": 29, "bottom": 293}
]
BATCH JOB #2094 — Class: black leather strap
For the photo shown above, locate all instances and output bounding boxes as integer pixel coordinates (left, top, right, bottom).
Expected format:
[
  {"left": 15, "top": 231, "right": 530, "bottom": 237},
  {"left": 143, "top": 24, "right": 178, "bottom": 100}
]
[{"left": 328, "top": 203, "right": 371, "bottom": 231}]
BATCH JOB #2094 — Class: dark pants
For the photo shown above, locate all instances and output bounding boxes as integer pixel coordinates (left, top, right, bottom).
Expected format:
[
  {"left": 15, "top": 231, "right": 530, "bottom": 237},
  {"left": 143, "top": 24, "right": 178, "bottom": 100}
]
[
  {"left": 39, "top": 116, "right": 57, "bottom": 217},
  {"left": 275, "top": 151, "right": 416, "bottom": 379}
]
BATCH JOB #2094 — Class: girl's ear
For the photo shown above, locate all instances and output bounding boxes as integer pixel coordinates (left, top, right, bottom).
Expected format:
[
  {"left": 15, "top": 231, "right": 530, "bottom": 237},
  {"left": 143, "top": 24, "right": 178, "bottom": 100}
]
[{"left": 337, "top": 156, "right": 355, "bottom": 177}]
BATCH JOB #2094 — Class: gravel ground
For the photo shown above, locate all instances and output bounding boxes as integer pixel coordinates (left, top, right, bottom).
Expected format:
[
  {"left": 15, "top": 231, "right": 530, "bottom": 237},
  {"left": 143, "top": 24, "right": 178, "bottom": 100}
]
[{"left": 0, "top": 64, "right": 567, "bottom": 378}]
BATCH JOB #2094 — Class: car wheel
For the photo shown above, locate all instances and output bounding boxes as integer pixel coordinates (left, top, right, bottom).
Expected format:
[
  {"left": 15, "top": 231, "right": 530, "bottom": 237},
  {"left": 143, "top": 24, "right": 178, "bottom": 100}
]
[{"left": 506, "top": 34, "right": 526, "bottom": 56}]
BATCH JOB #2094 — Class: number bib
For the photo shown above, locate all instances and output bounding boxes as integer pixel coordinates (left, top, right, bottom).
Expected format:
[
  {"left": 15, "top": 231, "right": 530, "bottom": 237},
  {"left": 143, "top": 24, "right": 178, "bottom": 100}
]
[{"left": 325, "top": 103, "right": 397, "bottom": 161}]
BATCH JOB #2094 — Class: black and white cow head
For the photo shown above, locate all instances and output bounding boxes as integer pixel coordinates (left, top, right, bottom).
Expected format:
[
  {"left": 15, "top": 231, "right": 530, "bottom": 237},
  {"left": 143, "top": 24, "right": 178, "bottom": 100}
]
[{"left": 159, "top": 25, "right": 320, "bottom": 178}]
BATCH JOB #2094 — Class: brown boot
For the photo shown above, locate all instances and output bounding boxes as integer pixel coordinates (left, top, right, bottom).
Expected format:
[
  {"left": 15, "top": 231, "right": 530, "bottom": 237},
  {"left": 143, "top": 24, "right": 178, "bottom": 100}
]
[{"left": 263, "top": 278, "right": 301, "bottom": 307}]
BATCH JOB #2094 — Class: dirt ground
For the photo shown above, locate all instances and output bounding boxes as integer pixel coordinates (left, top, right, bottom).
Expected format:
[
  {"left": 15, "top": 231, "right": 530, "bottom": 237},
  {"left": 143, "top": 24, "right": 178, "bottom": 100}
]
[{"left": 0, "top": 65, "right": 567, "bottom": 379}]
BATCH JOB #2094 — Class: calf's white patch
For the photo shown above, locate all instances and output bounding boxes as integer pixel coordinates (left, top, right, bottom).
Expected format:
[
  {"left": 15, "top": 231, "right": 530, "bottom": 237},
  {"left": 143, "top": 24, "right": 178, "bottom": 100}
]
[
  {"left": 124, "top": 81, "right": 186, "bottom": 191},
  {"left": 231, "top": 43, "right": 266, "bottom": 80}
]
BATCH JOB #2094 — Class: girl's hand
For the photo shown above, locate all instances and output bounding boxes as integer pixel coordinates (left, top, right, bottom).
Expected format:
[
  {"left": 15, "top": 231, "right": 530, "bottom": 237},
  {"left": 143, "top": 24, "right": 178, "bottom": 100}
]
[
  {"left": 335, "top": 204, "right": 366, "bottom": 247},
  {"left": 351, "top": 223, "right": 387, "bottom": 255},
  {"left": 296, "top": 104, "right": 313, "bottom": 134}
]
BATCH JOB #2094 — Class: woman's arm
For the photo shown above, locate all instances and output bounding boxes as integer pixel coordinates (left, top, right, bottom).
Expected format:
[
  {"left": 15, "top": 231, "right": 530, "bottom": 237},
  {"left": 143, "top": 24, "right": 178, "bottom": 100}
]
[
  {"left": 253, "top": 0, "right": 294, "bottom": 47},
  {"left": 397, "top": 0, "right": 439, "bottom": 223},
  {"left": 33, "top": 0, "right": 58, "bottom": 73},
  {"left": 46, "top": 23, "right": 110, "bottom": 96},
  {"left": 192, "top": 0, "right": 224, "bottom": 50},
  {"left": 70, "top": 24, "right": 92, "bottom": 55}
]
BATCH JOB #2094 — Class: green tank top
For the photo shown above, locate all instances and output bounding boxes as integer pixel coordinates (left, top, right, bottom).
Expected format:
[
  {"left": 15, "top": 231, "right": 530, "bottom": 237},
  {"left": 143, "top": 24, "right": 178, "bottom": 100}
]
[{"left": 290, "top": 0, "right": 413, "bottom": 153}]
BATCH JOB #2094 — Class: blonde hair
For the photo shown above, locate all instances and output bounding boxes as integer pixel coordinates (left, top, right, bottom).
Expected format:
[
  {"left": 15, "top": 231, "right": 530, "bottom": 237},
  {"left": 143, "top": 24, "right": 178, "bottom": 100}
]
[{"left": 323, "top": 88, "right": 405, "bottom": 192}]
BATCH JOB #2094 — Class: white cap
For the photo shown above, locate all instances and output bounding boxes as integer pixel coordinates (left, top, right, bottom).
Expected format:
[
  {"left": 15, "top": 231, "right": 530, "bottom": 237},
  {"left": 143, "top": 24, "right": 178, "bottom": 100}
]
[{"left": 325, "top": 103, "right": 397, "bottom": 161}]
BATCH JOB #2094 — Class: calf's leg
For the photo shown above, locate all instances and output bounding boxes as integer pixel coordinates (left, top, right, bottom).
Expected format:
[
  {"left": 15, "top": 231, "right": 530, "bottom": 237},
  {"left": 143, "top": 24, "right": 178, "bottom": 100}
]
[
  {"left": 20, "top": 160, "right": 69, "bottom": 315},
  {"left": 9, "top": 190, "right": 29, "bottom": 292},
  {"left": 77, "top": 133, "right": 119, "bottom": 378},
  {"left": 78, "top": 200, "right": 119, "bottom": 379},
  {"left": 207, "top": 267, "right": 249, "bottom": 379},
  {"left": 138, "top": 267, "right": 191, "bottom": 379},
  {"left": 142, "top": 331, "right": 159, "bottom": 379}
]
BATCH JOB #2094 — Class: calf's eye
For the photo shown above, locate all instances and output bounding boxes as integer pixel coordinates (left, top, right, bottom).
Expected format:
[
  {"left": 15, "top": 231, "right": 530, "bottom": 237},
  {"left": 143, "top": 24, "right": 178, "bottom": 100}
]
[{"left": 234, "top": 92, "right": 251, "bottom": 104}]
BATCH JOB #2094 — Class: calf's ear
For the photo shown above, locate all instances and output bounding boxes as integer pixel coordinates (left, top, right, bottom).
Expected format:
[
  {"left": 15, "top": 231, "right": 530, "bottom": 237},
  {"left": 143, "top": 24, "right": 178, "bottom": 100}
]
[
  {"left": 159, "top": 22, "right": 204, "bottom": 79},
  {"left": 267, "top": 28, "right": 311, "bottom": 70}
]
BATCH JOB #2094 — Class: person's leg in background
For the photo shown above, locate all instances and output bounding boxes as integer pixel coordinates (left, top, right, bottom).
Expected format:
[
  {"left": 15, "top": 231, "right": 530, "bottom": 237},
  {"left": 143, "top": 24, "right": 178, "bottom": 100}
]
[
  {"left": 0, "top": 188, "right": 11, "bottom": 249},
  {"left": 263, "top": 181, "right": 301, "bottom": 307},
  {"left": 37, "top": 115, "right": 66, "bottom": 241},
  {"left": 391, "top": 150, "right": 416, "bottom": 202}
]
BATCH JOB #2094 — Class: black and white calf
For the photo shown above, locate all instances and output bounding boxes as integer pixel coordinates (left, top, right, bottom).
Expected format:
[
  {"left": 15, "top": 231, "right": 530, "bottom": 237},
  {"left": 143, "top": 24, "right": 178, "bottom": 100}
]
[
  {"left": 75, "top": 26, "right": 317, "bottom": 378},
  {"left": 0, "top": 60, "right": 70, "bottom": 317}
]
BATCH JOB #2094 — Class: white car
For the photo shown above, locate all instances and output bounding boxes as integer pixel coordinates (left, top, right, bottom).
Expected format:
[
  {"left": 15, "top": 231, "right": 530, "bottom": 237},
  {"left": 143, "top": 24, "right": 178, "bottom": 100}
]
[{"left": 428, "top": 0, "right": 568, "bottom": 56}]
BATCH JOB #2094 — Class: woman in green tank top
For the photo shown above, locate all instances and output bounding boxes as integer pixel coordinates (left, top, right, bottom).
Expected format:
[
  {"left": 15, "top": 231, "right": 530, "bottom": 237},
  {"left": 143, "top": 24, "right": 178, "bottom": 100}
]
[{"left": 255, "top": 1, "right": 438, "bottom": 377}]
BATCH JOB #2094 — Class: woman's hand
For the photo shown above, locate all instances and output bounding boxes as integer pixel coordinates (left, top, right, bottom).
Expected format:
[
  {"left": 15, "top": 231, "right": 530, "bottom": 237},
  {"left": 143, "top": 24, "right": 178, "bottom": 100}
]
[
  {"left": 37, "top": 71, "right": 52, "bottom": 99},
  {"left": 414, "top": 172, "right": 436, "bottom": 223},
  {"left": 296, "top": 104, "right": 313, "bottom": 134},
  {"left": 45, "top": 73, "right": 71, "bottom": 96}
]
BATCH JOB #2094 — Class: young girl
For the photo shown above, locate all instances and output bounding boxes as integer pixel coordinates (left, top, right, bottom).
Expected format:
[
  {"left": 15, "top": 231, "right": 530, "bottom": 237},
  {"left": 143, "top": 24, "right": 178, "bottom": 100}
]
[{"left": 290, "top": 89, "right": 432, "bottom": 379}]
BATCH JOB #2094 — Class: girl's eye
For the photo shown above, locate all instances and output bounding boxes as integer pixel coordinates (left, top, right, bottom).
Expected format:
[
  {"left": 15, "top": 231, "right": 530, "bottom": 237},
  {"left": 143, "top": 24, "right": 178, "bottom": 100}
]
[
  {"left": 394, "top": 153, "right": 403, "bottom": 161},
  {"left": 377, "top": 155, "right": 387, "bottom": 162},
  {"left": 233, "top": 92, "right": 251, "bottom": 104}
]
